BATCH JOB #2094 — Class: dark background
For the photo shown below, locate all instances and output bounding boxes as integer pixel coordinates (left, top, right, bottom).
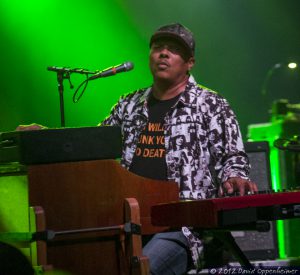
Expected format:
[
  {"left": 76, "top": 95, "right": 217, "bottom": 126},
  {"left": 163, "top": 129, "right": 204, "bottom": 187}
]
[{"left": 0, "top": 0, "right": 299, "bottom": 139}]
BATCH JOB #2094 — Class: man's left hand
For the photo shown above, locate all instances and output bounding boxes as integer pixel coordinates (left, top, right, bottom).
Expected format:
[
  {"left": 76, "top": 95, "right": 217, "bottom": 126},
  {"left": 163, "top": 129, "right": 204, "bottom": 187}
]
[{"left": 218, "top": 177, "right": 258, "bottom": 197}]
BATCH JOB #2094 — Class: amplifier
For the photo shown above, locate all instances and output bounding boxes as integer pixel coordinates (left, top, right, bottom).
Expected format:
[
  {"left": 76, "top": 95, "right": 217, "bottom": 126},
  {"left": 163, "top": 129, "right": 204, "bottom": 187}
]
[{"left": 230, "top": 141, "right": 279, "bottom": 261}]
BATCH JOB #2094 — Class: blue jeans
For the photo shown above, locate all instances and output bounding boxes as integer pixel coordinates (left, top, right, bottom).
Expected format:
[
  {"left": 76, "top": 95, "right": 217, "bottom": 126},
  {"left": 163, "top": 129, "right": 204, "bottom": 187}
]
[{"left": 142, "top": 231, "right": 191, "bottom": 275}]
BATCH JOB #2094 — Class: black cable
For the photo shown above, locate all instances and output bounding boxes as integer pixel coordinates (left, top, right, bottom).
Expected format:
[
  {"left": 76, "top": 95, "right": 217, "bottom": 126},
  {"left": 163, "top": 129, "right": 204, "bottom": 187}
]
[{"left": 72, "top": 75, "right": 90, "bottom": 103}]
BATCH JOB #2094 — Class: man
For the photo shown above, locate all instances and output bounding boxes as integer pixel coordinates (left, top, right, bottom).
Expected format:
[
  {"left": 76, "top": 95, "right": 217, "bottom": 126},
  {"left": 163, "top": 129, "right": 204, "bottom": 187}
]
[
  {"left": 101, "top": 23, "right": 257, "bottom": 274},
  {"left": 17, "top": 23, "right": 257, "bottom": 274}
]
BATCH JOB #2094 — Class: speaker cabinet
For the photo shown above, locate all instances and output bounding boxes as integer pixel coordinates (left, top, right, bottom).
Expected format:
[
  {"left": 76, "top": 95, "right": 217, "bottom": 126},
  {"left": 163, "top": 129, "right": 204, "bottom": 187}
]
[{"left": 230, "top": 141, "right": 279, "bottom": 260}]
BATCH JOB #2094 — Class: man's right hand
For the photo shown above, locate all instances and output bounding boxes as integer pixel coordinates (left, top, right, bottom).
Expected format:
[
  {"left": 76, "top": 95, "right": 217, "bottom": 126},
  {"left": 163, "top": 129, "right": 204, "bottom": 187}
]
[{"left": 16, "top": 123, "right": 47, "bottom": 131}]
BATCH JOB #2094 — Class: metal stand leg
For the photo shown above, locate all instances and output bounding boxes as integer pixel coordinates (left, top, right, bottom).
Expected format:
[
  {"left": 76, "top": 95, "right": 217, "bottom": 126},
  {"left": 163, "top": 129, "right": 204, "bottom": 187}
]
[{"left": 212, "top": 231, "right": 253, "bottom": 268}]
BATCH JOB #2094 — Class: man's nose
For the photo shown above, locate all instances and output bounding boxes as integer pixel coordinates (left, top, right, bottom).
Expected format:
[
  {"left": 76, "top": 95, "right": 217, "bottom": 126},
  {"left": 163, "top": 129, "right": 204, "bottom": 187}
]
[{"left": 159, "top": 46, "right": 170, "bottom": 56}]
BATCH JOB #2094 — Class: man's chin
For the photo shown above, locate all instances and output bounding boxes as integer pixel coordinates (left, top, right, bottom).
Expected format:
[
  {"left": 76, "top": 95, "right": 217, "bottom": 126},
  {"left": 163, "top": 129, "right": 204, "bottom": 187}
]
[{"left": 153, "top": 70, "right": 172, "bottom": 80}]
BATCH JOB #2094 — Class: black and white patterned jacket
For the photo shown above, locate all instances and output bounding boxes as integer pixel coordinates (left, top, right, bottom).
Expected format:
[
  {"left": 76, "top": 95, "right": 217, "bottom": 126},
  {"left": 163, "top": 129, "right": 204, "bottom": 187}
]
[{"left": 101, "top": 75, "right": 250, "bottom": 200}]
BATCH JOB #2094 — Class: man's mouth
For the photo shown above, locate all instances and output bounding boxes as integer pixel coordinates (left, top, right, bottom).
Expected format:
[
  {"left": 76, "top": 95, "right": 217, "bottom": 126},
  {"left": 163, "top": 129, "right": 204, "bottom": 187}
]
[{"left": 157, "top": 61, "right": 170, "bottom": 69}]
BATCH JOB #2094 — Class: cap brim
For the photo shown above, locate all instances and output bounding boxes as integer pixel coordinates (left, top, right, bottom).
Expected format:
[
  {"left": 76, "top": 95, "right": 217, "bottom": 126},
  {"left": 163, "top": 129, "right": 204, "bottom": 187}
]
[{"left": 150, "top": 32, "right": 193, "bottom": 57}]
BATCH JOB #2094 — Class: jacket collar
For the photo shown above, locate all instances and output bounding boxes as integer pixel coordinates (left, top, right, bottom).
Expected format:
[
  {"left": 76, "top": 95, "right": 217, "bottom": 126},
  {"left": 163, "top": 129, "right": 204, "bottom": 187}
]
[
  {"left": 140, "top": 75, "right": 198, "bottom": 107},
  {"left": 176, "top": 75, "right": 199, "bottom": 108}
]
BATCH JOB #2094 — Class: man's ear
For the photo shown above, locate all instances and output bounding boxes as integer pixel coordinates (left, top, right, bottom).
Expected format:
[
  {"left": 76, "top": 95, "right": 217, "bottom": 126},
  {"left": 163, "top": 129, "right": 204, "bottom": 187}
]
[{"left": 187, "top": 57, "right": 195, "bottom": 71}]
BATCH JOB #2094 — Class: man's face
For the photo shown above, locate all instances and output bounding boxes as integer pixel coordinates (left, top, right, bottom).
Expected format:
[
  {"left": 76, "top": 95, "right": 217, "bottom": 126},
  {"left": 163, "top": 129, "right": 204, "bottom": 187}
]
[{"left": 149, "top": 38, "right": 195, "bottom": 82}]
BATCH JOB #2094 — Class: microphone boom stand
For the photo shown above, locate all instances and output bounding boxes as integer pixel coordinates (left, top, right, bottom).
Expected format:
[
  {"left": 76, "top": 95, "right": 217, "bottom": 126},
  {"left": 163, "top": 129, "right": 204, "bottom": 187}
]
[
  {"left": 48, "top": 63, "right": 133, "bottom": 127},
  {"left": 57, "top": 71, "right": 66, "bottom": 127},
  {"left": 48, "top": 67, "right": 97, "bottom": 128}
]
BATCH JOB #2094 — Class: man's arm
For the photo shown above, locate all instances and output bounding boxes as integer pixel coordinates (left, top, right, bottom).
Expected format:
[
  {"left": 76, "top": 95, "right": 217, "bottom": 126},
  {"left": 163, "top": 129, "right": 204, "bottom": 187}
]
[
  {"left": 207, "top": 96, "right": 258, "bottom": 196},
  {"left": 99, "top": 96, "right": 126, "bottom": 126},
  {"left": 16, "top": 123, "right": 47, "bottom": 131}
]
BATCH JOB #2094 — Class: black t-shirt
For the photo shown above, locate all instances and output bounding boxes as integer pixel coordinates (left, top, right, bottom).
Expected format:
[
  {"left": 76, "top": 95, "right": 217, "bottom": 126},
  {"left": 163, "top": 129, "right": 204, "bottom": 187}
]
[{"left": 129, "top": 92, "right": 180, "bottom": 180}]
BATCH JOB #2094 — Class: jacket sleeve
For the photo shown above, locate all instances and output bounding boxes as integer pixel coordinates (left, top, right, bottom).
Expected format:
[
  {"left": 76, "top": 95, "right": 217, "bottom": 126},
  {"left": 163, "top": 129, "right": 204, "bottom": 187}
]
[
  {"left": 207, "top": 96, "right": 250, "bottom": 183},
  {"left": 99, "top": 96, "right": 125, "bottom": 126}
]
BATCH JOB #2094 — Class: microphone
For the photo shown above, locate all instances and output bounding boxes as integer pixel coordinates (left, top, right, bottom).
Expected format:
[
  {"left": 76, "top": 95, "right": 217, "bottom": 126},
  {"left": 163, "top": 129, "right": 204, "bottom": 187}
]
[{"left": 88, "top": 61, "right": 134, "bottom": 80}]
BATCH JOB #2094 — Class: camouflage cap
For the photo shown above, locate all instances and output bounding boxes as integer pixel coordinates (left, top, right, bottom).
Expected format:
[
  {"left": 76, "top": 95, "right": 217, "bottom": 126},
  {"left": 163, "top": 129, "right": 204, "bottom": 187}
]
[{"left": 150, "top": 23, "right": 195, "bottom": 57}]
